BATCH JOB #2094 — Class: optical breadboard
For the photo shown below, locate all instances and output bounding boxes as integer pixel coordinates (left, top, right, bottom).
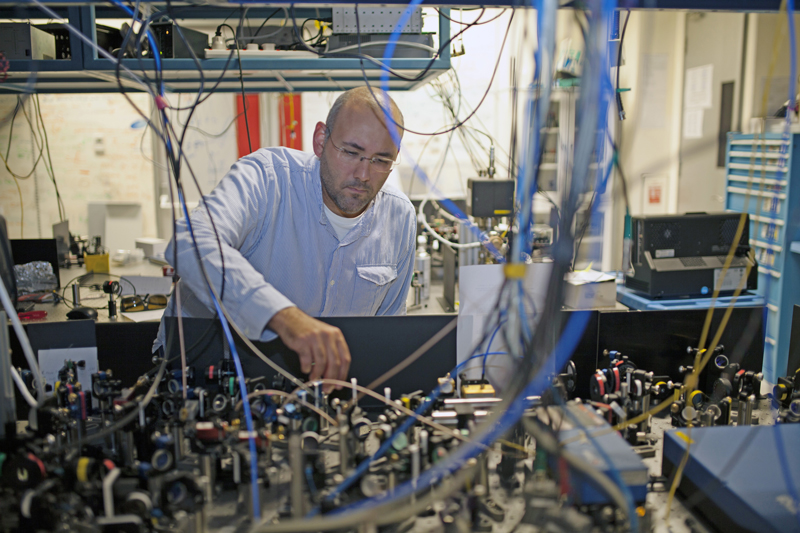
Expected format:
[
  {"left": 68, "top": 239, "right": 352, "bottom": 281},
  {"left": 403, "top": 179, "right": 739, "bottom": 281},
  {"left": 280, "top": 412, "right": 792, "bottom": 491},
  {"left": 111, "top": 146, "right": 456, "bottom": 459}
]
[{"left": 663, "top": 424, "right": 800, "bottom": 533}]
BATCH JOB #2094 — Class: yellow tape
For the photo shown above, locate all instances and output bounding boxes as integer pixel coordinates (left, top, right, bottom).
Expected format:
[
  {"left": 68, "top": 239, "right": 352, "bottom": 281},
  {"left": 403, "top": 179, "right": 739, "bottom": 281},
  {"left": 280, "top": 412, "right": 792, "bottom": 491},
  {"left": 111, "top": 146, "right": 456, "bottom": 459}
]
[
  {"left": 493, "top": 209, "right": 511, "bottom": 215},
  {"left": 76, "top": 457, "right": 90, "bottom": 483},
  {"left": 675, "top": 431, "right": 695, "bottom": 445},
  {"left": 504, "top": 263, "right": 526, "bottom": 279}
]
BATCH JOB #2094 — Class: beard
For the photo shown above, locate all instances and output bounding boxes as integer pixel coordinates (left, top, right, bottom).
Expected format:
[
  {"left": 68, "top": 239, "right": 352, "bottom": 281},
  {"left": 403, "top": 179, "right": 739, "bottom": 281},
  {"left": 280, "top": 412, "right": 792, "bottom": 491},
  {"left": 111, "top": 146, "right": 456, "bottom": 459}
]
[{"left": 319, "top": 149, "right": 375, "bottom": 216}]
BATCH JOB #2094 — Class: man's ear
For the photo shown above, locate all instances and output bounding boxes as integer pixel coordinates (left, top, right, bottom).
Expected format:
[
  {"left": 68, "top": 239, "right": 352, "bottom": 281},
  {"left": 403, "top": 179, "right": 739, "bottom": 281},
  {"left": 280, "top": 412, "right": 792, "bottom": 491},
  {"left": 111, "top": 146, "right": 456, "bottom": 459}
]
[{"left": 312, "top": 122, "right": 327, "bottom": 157}]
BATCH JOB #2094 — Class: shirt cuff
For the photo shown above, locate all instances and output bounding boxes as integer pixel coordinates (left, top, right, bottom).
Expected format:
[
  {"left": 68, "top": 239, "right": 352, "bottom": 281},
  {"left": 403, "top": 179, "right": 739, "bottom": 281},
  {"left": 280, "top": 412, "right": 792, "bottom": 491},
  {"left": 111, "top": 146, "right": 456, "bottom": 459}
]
[{"left": 232, "top": 285, "right": 296, "bottom": 341}]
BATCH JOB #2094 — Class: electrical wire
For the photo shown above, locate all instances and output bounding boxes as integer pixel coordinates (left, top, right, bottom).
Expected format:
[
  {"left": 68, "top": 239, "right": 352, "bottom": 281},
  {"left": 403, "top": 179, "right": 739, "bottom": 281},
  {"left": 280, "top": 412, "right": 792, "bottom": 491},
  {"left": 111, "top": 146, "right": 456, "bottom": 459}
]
[
  {"left": 288, "top": 4, "right": 619, "bottom": 528},
  {"left": 11, "top": 365, "right": 37, "bottom": 408},
  {"left": 0, "top": 270, "right": 45, "bottom": 403},
  {"left": 236, "top": 389, "right": 338, "bottom": 427},
  {"left": 663, "top": 0, "right": 796, "bottom": 522},
  {"left": 316, "top": 350, "right": 506, "bottom": 511}
]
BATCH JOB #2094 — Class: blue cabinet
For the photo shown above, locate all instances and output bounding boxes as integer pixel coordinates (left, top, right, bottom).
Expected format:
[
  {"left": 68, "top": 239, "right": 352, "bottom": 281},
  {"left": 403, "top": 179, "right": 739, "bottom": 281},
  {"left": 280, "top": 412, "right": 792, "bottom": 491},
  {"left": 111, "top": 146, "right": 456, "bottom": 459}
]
[{"left": 725, "top": 132, "right": 800, "bottom": 382}]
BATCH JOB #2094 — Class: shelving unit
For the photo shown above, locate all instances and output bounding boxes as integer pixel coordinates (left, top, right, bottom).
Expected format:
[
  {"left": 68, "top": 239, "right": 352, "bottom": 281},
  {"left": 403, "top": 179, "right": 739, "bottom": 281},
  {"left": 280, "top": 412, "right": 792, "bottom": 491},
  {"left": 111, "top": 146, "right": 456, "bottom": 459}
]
[
  {"left": 534, "top": 87, "right": 615, "bottom": 271},
  {"left": 0, "top": 5, "right": 450, "bottom": 93},
  {"left": 725, "top": 132, "right": 800, "bottom": 382}
]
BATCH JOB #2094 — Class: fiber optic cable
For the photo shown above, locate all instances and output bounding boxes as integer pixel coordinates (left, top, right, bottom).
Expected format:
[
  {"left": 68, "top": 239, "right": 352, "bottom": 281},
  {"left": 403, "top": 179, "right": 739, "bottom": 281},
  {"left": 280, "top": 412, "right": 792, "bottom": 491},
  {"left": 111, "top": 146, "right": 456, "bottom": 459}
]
[
  {"left": 175, "top": 187, "right": 261, "bottom": 519},
  {"left": 318, "top": 350, "right": 510, "bottom": 512}
]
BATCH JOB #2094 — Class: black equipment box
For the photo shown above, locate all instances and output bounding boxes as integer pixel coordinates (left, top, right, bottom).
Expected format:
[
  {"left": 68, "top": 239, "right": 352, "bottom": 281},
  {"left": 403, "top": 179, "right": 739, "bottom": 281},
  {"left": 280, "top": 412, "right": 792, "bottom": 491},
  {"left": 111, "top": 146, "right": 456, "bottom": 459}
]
[
  {"left": 150, "top": 23, "right": 208, "bottom": 58},
  {"left": 35, "top": 24, "right": 122, "bottom": 60},
  {"left": 466, "top": 178, "right": 515, "bottom": 218},
  {"left": 626, "top": 212, "right": 757, "bottom": 298}
]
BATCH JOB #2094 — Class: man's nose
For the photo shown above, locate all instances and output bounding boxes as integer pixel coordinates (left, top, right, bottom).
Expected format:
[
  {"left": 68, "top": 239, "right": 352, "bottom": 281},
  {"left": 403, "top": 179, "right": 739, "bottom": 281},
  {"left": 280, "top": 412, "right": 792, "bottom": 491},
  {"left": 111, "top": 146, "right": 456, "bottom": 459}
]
[{"left": 353, "top": 157, "right": 371, "bottom": 181}]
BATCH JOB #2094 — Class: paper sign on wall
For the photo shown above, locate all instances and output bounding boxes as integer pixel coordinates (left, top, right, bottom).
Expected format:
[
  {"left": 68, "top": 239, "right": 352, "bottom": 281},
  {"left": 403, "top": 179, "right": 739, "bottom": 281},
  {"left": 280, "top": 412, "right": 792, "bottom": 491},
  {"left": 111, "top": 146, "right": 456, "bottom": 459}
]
[
  {"left": 685, "top": 64, "right": 714, "bottom": 109},
  {"left": 683, "top": 108, "right": 704, "bottom": 139},
  {"left": 642, "top": 174, "right": 668, "bottom": 215}
]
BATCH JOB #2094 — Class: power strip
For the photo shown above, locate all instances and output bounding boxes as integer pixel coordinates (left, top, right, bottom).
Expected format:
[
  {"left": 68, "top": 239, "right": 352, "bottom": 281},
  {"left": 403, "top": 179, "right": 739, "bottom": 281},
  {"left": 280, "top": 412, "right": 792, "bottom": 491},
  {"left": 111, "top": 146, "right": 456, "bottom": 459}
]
[{"left": 204, "top": 49, "right": 318, "bottom": 59}]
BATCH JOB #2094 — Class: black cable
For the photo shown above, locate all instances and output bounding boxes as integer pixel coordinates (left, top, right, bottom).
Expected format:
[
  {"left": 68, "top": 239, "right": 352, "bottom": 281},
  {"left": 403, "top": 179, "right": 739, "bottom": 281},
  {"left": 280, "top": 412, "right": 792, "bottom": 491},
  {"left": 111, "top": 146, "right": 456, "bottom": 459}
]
[
  {"left": 289, "top": 3, "right": 498, "bottom": 94},
  {"left": 220, "top": 19, "right": 253, "bottom": 154},
  {"left": 252, "top": 8, "right": 282, "bottom": 39},
  {"left": 355, "top": 8, "right": 516, "bottom": 138},
  {"left": 615, "top": 10, "right": 630, "bottom": 121},
  {"left": 2, "top": 97, "right": 46, "bottom": 180},
  {"left": 32, "top": 95, "right": 66, "bottom": 222},
  {"left": 165, "top": 1, "right": 230, "bottom": 303},
  {"left": 435, "top": 8, "right": 507, "bottom": 26}
]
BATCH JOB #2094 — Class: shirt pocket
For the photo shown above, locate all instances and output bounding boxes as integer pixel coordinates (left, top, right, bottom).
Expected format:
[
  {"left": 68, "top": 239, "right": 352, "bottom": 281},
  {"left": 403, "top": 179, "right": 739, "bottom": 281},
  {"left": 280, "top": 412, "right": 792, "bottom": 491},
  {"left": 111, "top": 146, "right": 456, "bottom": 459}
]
[{"left": 355, "top": 264, "right": 398, "bottom": 315}]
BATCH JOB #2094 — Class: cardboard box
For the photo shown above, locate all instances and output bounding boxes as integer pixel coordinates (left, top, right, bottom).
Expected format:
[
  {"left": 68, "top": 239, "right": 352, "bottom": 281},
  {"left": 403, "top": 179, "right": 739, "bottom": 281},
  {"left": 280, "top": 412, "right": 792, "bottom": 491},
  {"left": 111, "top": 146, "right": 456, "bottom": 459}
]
[{"left": 563, "top": 270, "right": 617, "bottom": 309}]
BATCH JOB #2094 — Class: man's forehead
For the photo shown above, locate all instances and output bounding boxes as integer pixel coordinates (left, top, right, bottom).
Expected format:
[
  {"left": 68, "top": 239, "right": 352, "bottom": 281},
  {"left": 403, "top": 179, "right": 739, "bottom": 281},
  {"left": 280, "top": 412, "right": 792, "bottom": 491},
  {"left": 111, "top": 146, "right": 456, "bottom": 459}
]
[{"left": 333, "top": 104, "right": 399, "bottom": 154}]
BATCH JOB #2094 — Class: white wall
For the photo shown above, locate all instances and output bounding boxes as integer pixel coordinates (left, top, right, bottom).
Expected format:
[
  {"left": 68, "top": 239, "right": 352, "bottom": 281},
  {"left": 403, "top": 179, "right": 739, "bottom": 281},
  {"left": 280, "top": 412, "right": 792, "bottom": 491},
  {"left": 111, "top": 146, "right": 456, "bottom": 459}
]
[
  {"left": 617, "top": 11, "right": 686, "bottom": 218},
  {"left": 742, "top": 12, "right": 800, "bottom": 130},
  {"left": 0, "top": 93, "right": 157, "bottom": 241}
]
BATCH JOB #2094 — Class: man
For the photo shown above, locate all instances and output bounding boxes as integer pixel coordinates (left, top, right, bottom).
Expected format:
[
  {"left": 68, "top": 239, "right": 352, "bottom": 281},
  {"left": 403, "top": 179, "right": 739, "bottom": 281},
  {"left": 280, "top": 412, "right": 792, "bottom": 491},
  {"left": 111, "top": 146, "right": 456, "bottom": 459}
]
[{"left": 156, "top": 87, "right": 417, "bottom": 390}]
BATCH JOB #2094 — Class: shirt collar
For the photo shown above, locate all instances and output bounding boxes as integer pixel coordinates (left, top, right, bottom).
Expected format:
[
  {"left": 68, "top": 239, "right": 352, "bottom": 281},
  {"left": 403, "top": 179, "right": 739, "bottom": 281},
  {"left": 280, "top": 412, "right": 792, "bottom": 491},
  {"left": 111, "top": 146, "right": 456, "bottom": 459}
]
[{"left": 312, "top": 156, "right": 378, "bottom": 241}]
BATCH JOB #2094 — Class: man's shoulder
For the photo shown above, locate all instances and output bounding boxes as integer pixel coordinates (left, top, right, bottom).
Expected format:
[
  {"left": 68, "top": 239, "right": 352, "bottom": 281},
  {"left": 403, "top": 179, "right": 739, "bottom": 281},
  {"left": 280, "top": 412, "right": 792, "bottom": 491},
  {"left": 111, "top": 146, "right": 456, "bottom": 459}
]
[
  {"left": 378, "top": 183, "right": 415, "bottom": 218},
  {"left": 244, "top": 147, "right": 317, "bottom": 177}
]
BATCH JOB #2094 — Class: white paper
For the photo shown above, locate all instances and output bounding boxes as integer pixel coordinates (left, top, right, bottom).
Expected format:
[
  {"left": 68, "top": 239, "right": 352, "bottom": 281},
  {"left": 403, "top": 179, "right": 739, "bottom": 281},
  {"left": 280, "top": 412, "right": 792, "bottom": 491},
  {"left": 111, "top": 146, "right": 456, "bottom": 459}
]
[
  {"left": 457, "top": 263, "right": 553, "bottom": 391},
  {"left": 638, "top": 54, "right": 668, "bottom": 130},
  {"left": 118, "top": 275, "right": 172, "bottom": 296},
  {"left": 683, "top": 108, "right": 704, "bottom": 139},
  {"left": 38, "top": 347, "right": 99, "bottom": 403},
  {"left": 685, "top": 64, "right": 714, "bottom": 109},
  {"left": 564, "top": 269, "right": 615, "bottom": 285},
  {"left": 121, "top": 308, "right": 166, "bottom": 323}
]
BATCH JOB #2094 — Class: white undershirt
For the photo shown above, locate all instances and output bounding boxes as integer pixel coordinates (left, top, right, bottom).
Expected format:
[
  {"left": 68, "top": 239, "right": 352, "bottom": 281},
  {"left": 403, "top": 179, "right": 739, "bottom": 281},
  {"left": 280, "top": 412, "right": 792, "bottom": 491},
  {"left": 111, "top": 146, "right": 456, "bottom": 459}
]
[{"left": 323, "top": 204, "right": 364, "bottom": 240}]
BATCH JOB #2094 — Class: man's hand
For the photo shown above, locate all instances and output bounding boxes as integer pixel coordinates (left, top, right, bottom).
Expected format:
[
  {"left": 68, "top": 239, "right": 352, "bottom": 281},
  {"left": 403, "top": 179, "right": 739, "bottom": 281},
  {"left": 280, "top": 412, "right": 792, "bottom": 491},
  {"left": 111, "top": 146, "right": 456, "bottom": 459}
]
[{"left": 268, "top": 307, "right": 351, "bottom": 392}]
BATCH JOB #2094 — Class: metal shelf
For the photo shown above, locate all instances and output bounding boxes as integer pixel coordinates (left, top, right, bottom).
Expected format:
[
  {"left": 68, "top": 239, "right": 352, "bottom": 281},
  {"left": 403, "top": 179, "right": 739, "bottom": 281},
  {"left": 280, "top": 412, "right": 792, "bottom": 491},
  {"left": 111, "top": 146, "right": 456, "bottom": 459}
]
[
  {"left": 3, "top": 1, "right": 797, "bottom": 10},
  {"left": 0, "top": 5, "right": 451, "bottom": 93}
]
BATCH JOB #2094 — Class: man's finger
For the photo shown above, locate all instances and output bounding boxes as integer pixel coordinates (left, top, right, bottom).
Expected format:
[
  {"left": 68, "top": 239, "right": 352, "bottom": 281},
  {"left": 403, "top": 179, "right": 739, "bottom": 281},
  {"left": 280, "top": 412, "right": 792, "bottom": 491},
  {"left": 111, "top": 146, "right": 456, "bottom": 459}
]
[
  {"left": 308, "top": 339, "right": 328, "bottom": 382},
  {"left": 298, "top": 350, "right": 314, "bottom": 375},
  {"left": 323, "top": 341, "right": 341, "bottom": 390},
  {"left": 335, "top": 335, "right": 351, "bottom": 387}
]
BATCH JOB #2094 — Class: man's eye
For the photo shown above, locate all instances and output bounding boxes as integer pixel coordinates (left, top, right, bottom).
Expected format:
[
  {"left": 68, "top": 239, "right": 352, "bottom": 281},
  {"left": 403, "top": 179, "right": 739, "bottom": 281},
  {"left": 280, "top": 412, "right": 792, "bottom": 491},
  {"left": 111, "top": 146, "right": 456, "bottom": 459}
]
[{"left": 344, "top": 149, "right": 359, "bottom": 157}]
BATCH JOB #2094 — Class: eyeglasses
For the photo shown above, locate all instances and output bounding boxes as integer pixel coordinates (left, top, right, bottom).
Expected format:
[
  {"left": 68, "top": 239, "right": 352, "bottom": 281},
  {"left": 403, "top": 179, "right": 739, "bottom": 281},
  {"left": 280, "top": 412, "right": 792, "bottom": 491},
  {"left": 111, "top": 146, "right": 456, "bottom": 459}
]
[
  {"left": 326, "top": 129, "right": 399, "bottom": 174},
  {"left": 121, "top": 294, "right": 169, "bottom": 312}
]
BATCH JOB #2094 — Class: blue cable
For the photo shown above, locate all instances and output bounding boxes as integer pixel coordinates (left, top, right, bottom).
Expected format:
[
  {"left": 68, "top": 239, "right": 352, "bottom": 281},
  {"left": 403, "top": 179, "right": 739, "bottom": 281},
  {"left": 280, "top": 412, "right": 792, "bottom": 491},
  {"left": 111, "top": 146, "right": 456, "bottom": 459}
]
[
  {"left": 369, "top": 0, "right": 504, "bottom": 263},
  {"left": 314, "top": 351, "right": 507, "bottom": 514},
  {"left": 482, "top": 321, "right": 506, "bottom": 378},
  {"left": 329, "top": 0, "right": 620, "bottom": 520},
  {"left": 108, "top": 0, "right": 164, "bottom": 96},
  {"left": 177, "top": 186, "right": 261, "bottom": 519},
  {"left": 331, "top": 308, "right": 593, "bottom": 517}
]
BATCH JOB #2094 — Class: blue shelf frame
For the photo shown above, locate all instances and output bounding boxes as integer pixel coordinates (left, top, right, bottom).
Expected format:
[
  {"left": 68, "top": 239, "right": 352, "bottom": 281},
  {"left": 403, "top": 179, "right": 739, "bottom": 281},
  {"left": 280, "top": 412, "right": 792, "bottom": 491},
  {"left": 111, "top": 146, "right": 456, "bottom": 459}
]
[
  {"left": 0, "top": 4, "right": 451, "bottom": 93},
  {"left": 4, "top": 1, "right": 800, "bottom": 10}
]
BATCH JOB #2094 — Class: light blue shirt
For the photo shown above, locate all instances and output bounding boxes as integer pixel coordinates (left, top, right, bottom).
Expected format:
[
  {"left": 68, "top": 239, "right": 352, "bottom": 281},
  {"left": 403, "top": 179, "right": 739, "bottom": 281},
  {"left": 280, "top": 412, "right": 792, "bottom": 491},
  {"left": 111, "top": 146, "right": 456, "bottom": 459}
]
[{"left": 155, "top": 147, "right": 416, "bottom": 350}]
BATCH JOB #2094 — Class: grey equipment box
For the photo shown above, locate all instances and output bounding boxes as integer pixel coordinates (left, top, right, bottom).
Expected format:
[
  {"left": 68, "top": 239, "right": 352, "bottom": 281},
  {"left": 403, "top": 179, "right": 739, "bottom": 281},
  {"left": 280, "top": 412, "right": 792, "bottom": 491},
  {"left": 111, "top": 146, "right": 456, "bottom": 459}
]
[
  {"left": 326, "top": 33, "right": 434, "bottom": 59},
  {"left": 0, "top": 23, "right": 56, "bottom": 60},
  {"left": 466, "top": 178, "right": 515, "bottom": 218}
]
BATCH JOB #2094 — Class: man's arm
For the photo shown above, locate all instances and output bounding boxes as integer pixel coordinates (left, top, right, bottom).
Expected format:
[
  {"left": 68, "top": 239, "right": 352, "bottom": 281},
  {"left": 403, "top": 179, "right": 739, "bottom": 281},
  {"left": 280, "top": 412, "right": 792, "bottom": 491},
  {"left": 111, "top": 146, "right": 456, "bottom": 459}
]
[{"left": 168, "top": 154, "right": 350, "bottom": 387}]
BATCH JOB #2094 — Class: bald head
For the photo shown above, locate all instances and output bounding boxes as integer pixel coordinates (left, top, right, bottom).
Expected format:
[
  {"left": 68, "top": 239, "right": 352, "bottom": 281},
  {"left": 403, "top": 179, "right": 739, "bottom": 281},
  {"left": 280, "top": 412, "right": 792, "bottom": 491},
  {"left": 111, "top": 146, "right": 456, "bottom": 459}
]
[{"left": 325, "top": 87, "right": 404, "bottom": 144}]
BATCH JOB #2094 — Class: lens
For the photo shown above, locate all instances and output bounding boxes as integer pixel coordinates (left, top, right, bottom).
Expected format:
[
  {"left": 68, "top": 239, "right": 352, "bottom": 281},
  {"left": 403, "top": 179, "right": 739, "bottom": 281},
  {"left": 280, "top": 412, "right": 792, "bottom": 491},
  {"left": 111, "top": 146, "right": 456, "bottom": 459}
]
[
  {"left": 121, "top": 296, "right": 144, "bottom": 312},
  {"left": 372, "top": 159, "right": 393, "bottom": 172},
  {"left": 147, "top": 294, "right": 168, "bottom": 309}
]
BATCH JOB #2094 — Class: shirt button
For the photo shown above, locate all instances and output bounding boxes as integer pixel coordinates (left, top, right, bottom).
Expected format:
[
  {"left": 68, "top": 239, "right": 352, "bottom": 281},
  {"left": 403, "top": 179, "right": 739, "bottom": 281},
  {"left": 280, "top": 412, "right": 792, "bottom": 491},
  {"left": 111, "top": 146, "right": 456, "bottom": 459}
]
[{"left": 329, "top": 280, "right": 335, "bottom": 286}]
